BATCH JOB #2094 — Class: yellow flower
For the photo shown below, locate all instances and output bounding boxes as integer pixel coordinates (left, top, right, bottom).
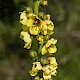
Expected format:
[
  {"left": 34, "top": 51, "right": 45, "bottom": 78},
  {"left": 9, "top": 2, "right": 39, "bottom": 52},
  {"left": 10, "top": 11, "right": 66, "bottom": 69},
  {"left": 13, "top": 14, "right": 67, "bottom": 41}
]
[
  {"left": 30, "top": 25, "right": 40, "bottom": 35},
  {"left": 29, "top": 62, "right": 42, "bottom": 76},
  {"left": 20, "top": 11, "right": 41, "bottom": 35},
  {"left": 37, "top": 35, "right": 44, "bottom": 44},
  {"left": 29, "top": 18, "right": 41, "bottom": 35},
  {"left": 48, "top": 57, "right": 57, "bottom": 65},
  {"left": 42, "top": 65, "right": 51, "bottom": 79},
  {"left": 29, "top": 70, "right": 38, "bottom": 76},
  {"left": 20, "top": 31, "right": 32, "bottom": 49},
  {"left": 33, "top": 62, "right": 42, "bottom": 70},
  {"left": 20, "top": 11, "right": 27, "bottom": 20},
  {"left": 25, "top": 13, "right": 37, "bottom": 27},
  {"left": 48, "top": 57, "right": 58, "bottom": 74},
  {"left": 49, "top": 64, "right": 58, "bottom": 71},
  {"left": 20, "top": 11, "right": 37, "bottom": 27},
  {"left": 20, "top": 11, "right": 32, "bottom": 26},
  {"left": 50, "top": 69, "right": 57, "bottom": 76},
  {"left": 43, "top": 74, "right": 51, "bottom": 80},
  {"left": 40, "top": 20, "right": 54, "bottom": 35},
  {"left": 46, "top": 38, "right": 57, "bottom": 53},
  {"left": 42, "top": 64, "right": 57, "bottom": 79},
  {"left": 42, "top": 38, "right": 57, "bottom": 55},
  {"left": 40, "top": 21, "right": 47, "bottom": 35},
  {"left": 37, "top": 35, "right": 50, "bottom": 44}
]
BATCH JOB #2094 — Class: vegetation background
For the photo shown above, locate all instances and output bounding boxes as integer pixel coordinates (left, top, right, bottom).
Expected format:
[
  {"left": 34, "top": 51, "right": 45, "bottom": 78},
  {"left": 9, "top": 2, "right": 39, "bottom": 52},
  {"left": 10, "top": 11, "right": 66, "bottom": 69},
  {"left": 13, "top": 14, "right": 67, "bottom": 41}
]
[{"left": 0, "top": 0, "right": 80, "bottom": 80}]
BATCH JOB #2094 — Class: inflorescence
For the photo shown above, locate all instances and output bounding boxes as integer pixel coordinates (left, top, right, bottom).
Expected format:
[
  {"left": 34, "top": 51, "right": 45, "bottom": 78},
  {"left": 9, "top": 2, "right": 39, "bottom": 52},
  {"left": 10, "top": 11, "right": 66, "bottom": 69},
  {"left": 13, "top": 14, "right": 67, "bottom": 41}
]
[{"left": 19, "top": 0, "right": 58, "bottom": 80}]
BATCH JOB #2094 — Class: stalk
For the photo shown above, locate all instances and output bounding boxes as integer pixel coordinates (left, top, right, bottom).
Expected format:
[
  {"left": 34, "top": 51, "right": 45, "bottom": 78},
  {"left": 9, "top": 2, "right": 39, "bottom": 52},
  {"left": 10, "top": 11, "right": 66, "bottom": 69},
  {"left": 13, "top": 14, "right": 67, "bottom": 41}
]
[{"left": 34, "top": 0, "right": 40, "bottom": 15}]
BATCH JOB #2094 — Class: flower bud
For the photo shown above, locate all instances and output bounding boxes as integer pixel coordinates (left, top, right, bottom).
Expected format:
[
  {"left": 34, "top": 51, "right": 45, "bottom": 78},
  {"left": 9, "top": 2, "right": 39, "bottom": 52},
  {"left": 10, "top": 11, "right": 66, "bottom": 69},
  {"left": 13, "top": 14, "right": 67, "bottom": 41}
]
[
  {"left": 25, "top": 7, "right": 32, "bottom": 13},
  {"left": 41, "top": 0, "right": 48, "bottom": 6},
  {"left": 34, "top": 76, "right": 40, "bottom": 80},
  {"left": 39, "top": 12, "right": 44, "bottom": 20},
  {"left": 46, "top": 14, "right": 50, "bottom": 20},
  {"left": 41, "top": 58, "right": 49, "bottom": 65},
  {"left": 39, "top": 12, "right": 50, "bottom": 20},
  {"left": 45, "top": 35, "right": 50, "bottom": 41},
  {"left": 30, "top": 51, "right": 38, "bottom": 59}
]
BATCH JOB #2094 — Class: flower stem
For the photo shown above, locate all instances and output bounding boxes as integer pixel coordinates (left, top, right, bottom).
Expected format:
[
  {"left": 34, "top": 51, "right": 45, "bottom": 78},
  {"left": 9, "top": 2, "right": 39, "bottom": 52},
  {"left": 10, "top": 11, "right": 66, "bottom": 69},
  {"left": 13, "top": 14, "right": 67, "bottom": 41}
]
[
  {"left": 34, "top": 0, "right": 40, "bottom": 15},
  {"left": 38, "top": 43, "right": 43, "bottom": 54}
]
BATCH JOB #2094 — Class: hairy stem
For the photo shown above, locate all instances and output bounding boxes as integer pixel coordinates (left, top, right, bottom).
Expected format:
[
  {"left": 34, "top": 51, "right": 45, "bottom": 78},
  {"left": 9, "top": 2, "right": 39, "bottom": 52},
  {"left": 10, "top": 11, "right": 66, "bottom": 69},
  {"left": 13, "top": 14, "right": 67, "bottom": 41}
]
[{"left": 34, "top": 0, "right": 40, "bottom": 15}]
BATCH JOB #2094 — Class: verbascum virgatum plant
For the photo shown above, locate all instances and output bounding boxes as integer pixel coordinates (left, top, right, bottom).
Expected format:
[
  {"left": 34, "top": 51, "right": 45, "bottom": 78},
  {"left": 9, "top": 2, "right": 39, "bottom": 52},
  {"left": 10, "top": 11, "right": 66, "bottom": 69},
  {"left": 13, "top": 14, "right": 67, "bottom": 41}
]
[{"left": 19, "top": 0, "right": 58, "bottom": 80}]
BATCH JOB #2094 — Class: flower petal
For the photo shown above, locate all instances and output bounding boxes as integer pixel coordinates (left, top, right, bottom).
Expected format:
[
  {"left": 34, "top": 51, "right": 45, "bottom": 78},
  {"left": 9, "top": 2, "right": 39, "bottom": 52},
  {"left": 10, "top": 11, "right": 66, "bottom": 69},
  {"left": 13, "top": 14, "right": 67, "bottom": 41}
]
[
  {"left": 43, "top": 73, "right": 51, "bottom": 79},
  {"left": 42, "top": 45, "right": 47, "bottom": 55},
  {"left": 48, "top": 45, "right": 57, "bottom": 53},
  {"left": 30, "top": 26, "right": 39, "bottom": 35}
]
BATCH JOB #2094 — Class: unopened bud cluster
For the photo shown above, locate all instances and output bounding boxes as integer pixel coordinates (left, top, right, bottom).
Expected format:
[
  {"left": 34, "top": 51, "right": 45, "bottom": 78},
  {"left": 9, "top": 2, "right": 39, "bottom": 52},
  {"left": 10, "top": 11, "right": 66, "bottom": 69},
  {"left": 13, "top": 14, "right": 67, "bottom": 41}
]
[{"left": 19, "top": 1, "right": 58, "bottom": 80}]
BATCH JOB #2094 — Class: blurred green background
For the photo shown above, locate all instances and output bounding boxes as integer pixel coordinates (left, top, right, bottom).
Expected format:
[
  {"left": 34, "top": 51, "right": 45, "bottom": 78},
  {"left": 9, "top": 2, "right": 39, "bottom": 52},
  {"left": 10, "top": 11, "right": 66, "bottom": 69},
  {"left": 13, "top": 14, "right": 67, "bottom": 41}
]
[{"left": 0, "top": 0, "right": 80, "bottom": 80}]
